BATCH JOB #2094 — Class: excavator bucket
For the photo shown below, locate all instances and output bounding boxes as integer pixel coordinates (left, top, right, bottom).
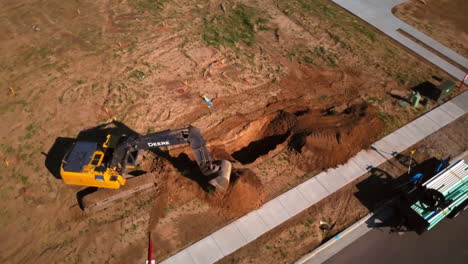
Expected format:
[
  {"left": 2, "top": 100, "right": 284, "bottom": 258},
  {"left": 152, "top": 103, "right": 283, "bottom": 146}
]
[{"left": 209, "top": 160, "right": 232, "bottom": 192}]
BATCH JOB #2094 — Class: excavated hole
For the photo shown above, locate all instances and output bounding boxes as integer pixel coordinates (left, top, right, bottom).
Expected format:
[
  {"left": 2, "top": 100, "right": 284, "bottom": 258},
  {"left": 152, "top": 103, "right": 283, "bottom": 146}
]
[
  {"left": 217, "top": 103, "right": 371, "bottom": 166},
  {"left": 229, "top": 110, "right": 297, "bottom": 165},
  {"left": 289, "top": 132, "right": 309, "bottom": 153},
  {"left": 293, "top": 109, "right": 310, "bottom": 116},
  {"left": 232, "top": 132, "right": 290, "bottom": 164}
]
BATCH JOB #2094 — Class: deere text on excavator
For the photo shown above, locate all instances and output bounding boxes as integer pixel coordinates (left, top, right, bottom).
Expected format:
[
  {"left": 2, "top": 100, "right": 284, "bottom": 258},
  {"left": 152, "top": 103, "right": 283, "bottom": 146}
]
[{"left": 60, "top": 126, "right": 231, "bottom": 212}]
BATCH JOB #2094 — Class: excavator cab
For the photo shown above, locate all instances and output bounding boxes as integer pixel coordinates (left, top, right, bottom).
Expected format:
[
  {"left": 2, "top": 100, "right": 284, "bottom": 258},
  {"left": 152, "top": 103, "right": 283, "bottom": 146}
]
[{"left": 60, "top": 140, "right": 126, "bottom": 189}]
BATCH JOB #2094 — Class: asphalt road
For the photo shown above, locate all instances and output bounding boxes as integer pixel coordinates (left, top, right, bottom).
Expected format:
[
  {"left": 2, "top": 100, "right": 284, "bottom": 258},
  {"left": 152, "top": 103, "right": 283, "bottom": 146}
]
[{"left": 324, "top": 209, "right": 468, "bottom": 264}]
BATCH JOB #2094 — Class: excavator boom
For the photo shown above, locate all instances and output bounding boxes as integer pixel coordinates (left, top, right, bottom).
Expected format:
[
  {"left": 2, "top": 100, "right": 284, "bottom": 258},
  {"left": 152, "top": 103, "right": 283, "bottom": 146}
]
[{"left": 111, "top": 126, "right": 231, "bottom": 190}]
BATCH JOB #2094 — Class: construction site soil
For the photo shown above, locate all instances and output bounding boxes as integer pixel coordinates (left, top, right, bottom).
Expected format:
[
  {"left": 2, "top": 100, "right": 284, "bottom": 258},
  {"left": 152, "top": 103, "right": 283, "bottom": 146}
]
[{"left": 0, "top": 0, "right": 463, "bottom": 263}]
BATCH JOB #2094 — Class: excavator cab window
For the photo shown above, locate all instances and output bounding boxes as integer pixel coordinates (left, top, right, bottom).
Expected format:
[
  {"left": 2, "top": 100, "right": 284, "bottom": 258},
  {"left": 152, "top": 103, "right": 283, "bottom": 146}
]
[
  {"left": 95, "top": 175, "right": 104, "bottom": 182},
  {"left": 90, "top": 153, "right": 103, "bottom": 166},
  {"left": 95, "top": 164, "right": 107, "bottom": 173}
]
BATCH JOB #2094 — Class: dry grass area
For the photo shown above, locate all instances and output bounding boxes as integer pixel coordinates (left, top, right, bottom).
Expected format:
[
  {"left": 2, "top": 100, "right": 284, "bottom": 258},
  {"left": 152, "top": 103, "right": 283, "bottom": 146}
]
[
  {"left": 0, "top": 0, "right": 464, "bottom": 263},
  {"left": 393, "top": 0, "right": 468, "bottom": 57}
]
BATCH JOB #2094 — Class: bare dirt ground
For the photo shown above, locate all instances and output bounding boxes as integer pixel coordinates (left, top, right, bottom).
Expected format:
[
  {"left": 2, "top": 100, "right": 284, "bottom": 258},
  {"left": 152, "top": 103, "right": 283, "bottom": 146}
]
[
  {"left": 393, "top": 0, "right": 468, "bottom": 58},
  {"left": 0, "top": 0, "right": 464, "bottom": 263},
  {"left": 219, "top": 114, "right": 467, "bottom": 264}
]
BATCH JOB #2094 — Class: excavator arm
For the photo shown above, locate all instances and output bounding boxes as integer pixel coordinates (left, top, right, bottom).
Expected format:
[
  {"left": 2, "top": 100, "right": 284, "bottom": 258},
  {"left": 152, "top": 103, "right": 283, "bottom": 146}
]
[{"left": 111, "top": 126, "right": 231, "bottom": 190}]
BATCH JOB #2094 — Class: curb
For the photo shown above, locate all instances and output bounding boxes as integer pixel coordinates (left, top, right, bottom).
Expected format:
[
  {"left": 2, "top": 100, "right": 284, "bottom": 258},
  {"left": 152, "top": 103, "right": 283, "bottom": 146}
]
[{"left": 294, "top": 208, "right": 387, "bottom": 264}]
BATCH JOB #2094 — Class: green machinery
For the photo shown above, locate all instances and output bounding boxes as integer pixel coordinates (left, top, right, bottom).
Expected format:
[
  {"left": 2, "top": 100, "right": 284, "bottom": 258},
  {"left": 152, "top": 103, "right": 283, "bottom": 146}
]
[
  {"left": 396, "top": 157, "right": 468, "bottom": 233},
  {"left": 433, "top": 80, "right": 455, "bottom": 101}
]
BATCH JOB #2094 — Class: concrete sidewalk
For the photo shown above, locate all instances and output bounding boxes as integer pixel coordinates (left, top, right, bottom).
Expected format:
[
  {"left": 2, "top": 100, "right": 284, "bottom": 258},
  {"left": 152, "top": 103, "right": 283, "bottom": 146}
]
[
  {"left": 161, "top": 91, "right": 467, "bottom": 264},
  {"left": 330, "top": 0, "right": 468, "bottom": 83}
]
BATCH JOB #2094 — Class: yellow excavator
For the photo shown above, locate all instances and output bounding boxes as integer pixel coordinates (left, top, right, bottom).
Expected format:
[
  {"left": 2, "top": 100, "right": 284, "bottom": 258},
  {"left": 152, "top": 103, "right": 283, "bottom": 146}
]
[{"left": 60, "top": 126, "right": 231, "bottom": 212}]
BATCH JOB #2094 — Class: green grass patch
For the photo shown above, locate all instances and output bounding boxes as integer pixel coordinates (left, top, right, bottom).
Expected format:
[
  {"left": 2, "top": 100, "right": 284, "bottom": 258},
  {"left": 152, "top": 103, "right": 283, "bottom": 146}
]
[
  {"left": 21, "top": 175, "right": 29, "bottom": 185},
  {"left": 129, "top": 70, "right": 146, "bottom": 80},
  {"left": 303, "top": 219, "right": 314, "bottom": 228},
  {"left": 129, "top": 0, "right": 169, "bottom": 16},
  {"left": 88, "top": 218, "right": 99, "bottom": 226},
  {"left": 296, "top": 0, "right": 336, "bottom": 18},
  {"left": 24, "top": 123, "right": 37, "bottom": 140},
  {"left": 203, "top": 4, "right": 269, "bottom": 47},
  {"left": 137, "top": 197, "right": 154, "bottom": 209},
  {"left": 303, "top": 56, "right": 314, "bottom": 64},
  {"left": 318, "top": 95, "right": 329, "bottom": 103},
  {"left": 378, "top": 112, "right": 401, "bottom": 134},
  {"left": 278, "top": 0, "right": 378, "bottom": 47},
  {"left": 286, "top": 45, "right": 338, "bottom": 66},
  {"left": 277, "top": 0, "right": 436, "bottom": 85},
  {"left": 326, "top": 55, "right": 338, "bottom": 67},
  {"left": 5, "top": 146, "right": 14, "bottom": 154},
  {"left": 350, "top": 21, "right": 376, "bottom": 42},
  {"left": 22, "top": 46, "right": 51, "bottom": 62},
  {"left": 315, "top": 46, "right": 326, "bottom": 56}
]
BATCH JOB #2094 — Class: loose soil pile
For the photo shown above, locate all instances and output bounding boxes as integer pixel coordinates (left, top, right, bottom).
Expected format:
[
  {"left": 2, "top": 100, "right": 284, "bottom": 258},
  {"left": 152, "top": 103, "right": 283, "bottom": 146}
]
[
  {"left": 209, "top": 169, "right": 265, "bottom": 219},
  {"left": 147, "top": 157, "right": 265, "bottom": 228}
]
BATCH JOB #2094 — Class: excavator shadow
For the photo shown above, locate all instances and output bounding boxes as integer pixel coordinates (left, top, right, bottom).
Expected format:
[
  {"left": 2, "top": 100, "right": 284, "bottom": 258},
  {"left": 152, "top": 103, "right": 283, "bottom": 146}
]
[
  {"left": 75, "top": 120, "right": 139, "bottom": 142},
  {"left": 152, "top": 149, "right": 216, "bottom": 192},
  {"left": 76, "top": 187, "right": 98, "bottom": 209},
  {"left": 45, "top": 137, "right": 75, "bottom": 179}
]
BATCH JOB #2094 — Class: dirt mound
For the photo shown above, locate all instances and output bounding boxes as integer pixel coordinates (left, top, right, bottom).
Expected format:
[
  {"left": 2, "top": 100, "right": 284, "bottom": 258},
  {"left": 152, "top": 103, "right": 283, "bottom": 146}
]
[
  {"left": 207, "top": 169, "right": 265, "bottom": 218},
  {"left": 205, "top": 101, "right": 381, "bottom": 170},
  {"left": 294, "top": 103, "right": 383, "bottom": 171},
  {"left": 147, "top": 156, "right": 265, "bottom": 226}
]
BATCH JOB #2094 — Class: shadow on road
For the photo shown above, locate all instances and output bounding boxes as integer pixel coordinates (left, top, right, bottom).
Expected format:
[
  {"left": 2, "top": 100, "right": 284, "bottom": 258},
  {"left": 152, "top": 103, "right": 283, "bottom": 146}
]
[{"left": 354, "top": 155, "right": 448, "bottom": 233}]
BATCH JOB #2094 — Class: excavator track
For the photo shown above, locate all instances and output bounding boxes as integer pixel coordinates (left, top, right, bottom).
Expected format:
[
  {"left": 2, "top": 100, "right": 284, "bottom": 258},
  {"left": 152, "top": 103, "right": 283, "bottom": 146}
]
[{"left": 81, "top": 173, "right": 156, "bottom": 213}]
